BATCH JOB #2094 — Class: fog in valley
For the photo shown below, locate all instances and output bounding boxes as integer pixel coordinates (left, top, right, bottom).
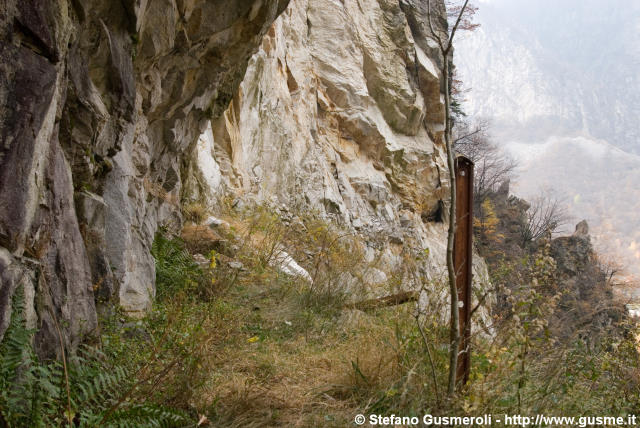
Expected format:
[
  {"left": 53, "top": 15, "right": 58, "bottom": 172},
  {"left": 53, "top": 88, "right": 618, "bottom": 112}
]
[{"left": 456, "top": 0, "right": 640, "bottom": 288}]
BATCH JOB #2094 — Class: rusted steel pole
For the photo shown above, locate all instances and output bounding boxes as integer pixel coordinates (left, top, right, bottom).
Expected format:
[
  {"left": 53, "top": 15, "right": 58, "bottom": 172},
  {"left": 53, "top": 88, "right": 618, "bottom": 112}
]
[{"left": 454, "top": 155, "right": 474, "bottom": 387}]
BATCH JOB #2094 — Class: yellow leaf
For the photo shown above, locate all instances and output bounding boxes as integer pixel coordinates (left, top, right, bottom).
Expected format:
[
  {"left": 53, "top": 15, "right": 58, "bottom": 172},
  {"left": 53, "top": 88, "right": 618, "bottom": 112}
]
[
  {"left": 247, "top": 336, "right": 259, "bottom": 343},
  {"left": 208, "top": 250, "right": 218, "bottom": 269}
]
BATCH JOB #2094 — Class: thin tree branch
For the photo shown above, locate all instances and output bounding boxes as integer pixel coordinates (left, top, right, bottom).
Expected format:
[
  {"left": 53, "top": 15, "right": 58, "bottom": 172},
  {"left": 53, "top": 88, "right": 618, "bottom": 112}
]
[{"left": 446, "top": 0, "right": 471, "bottom": 52}]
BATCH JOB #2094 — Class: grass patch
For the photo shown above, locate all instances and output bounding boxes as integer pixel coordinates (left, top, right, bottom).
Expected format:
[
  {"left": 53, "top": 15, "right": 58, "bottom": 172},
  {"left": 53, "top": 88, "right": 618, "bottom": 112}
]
[
  {"left": 5, "top": 203, "right": 637, "bottom": 427},
  {"left": 140, "top": 205, "right": 640, "bottom": 426}
]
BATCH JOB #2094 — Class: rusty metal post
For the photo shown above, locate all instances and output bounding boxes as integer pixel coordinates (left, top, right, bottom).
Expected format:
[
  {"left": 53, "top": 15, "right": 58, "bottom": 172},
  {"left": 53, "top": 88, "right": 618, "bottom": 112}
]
[{"left": 454, "top": 155, "right": 474, "bottom": 387}]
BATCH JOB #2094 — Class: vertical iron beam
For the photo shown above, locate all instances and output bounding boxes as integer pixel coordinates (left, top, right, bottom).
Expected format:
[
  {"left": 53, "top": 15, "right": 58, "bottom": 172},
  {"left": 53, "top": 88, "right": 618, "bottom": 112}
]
[{"left": 454, "top": 156, "right": 474, "bottom": 387}]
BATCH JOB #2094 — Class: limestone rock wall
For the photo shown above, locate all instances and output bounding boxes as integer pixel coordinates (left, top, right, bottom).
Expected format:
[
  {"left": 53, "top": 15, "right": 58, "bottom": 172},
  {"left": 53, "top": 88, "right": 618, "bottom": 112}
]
[
  {"left": 188, "top": 0, "right": 491, "bottom": 305},
  {"left": 0, "top": 0, "right": 289, "bottom": 356},
  {"left": 0, "top": 0, "right": 492, "bottom": 356}
]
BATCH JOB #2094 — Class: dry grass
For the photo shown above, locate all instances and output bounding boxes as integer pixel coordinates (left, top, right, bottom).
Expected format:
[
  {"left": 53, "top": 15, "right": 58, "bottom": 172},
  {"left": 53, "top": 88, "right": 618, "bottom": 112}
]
[
  {"left": 186, "top": 271, "right": 412, "bottom": 427},
  {"left": 183, "top": 201, "right": 209, "bottom": 223},
  {"left": 180, "top": 225, "right": 224, "bottom": 255},
  {"left": 141, "top": 203, "right": 640, "bottom": 426},
  {"left": 164, "top": 204, "right": 423, "bottom": 426}
]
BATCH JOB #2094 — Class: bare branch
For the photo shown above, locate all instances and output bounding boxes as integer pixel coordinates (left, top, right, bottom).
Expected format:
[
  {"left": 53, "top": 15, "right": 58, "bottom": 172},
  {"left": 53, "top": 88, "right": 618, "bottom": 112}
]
[
  {"left": 453, "top": 123, "right": 486, "bottom": 145},
  {"left": 520, "top": 190, "right": 572, "bottom": 246},
  {"left": 446, "top": 0, "right": 471, "bottom": 52},
  {"left": 454, "top": 120, "right": 517, "bottom": 202}
]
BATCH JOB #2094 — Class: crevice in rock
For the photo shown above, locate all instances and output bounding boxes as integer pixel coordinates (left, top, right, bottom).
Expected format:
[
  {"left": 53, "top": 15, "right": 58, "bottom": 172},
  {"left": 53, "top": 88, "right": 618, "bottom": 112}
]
[{"left": 12, "top": 18, "right": 58, "bottom": 63}]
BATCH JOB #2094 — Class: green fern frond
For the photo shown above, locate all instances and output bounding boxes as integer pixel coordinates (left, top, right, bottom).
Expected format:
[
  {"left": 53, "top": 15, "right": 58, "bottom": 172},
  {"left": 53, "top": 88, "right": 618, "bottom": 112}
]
[
  {"left": 99, "top": 404, "right": 189, "bottom": 428},
  {"left": 151, "top": 230, "right": 205, "bottom": 301},
  {"left": 0, "top": 290, "right": 189, "bottom": 428}
]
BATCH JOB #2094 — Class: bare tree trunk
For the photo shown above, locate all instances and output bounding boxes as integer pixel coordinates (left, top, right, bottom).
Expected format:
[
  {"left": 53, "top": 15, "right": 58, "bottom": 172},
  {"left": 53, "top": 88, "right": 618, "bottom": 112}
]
[
  {"left": 443, "top": 56, "right": 460, "bottom": 396},
  {"left": 427, "top": 0, "right": 473, "bottom": 397}
]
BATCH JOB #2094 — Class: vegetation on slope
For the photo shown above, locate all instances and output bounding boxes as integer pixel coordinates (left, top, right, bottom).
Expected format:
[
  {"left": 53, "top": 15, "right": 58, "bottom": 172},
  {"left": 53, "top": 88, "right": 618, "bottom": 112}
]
[{"left": 1, "top": 202, "right": 638, "bottom": 427}]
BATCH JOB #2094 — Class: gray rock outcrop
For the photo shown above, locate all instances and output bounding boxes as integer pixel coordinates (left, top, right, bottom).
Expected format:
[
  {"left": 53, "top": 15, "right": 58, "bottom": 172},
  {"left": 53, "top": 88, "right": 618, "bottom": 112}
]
[
  {"left": 0, "top": 0, "right": 289, "bottom": 357},
  {"left": 0, "top": 0, "right": 493, "bottom": 355}
]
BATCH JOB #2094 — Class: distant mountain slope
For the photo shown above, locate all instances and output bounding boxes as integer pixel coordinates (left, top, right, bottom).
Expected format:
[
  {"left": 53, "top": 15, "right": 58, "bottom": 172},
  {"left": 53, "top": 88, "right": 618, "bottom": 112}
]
[
  {"left": 457, "top": 0, "right": 640, "bottom": 152},
  {"left": 455, "top": 0, "right": 640, "bottom": 279},
  {"left": 507, "top": 136, "right": 640, "bottom": 279}
]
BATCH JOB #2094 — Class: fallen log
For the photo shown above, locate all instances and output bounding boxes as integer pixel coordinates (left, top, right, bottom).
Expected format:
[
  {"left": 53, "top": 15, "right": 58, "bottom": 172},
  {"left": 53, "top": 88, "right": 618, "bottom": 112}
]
[{"left": 345, "top": 291, "right": 419, "bottom": 311}]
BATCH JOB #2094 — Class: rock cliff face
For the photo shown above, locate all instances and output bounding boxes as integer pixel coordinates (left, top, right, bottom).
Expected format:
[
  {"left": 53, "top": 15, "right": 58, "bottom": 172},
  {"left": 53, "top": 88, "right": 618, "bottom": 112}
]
[
  {"left": 550, "top": 221, "right": 607, "bottom": 304},
  {"left": 0, "top": 0, "right": 490, "bottom": 356},
  {"left": 0, "top": 0, "right": 289, "bottom": 357},
  {"left": 186, "top": 0, "right": 488, "bottom": 293}
]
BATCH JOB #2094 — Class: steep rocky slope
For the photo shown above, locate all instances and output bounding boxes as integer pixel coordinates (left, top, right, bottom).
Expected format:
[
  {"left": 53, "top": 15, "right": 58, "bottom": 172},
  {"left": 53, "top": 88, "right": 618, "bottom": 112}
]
[
  {"left": 456, "top": 0, "right": 640, "bottom": 151},
  {"left": 0, "top": 0, "right": 490, "bottom": 357},
  {"left": 477, "top": 183, "right": 624, "bottom": 337},
  {"left": 0, "top": 0, "right": 289, "bottom": 357},
  {"left": 186, "top": 0, "right": 490, "bottom": 301}
]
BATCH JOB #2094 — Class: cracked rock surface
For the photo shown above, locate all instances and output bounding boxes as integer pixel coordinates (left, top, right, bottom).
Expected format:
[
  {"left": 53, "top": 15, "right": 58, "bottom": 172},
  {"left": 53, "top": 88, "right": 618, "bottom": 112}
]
[
  {"left": 186, "top": 0, "right": 491, "bottom": 322},
  {"left": 0, "top": 0, "right": 289, "bottom": 357}
]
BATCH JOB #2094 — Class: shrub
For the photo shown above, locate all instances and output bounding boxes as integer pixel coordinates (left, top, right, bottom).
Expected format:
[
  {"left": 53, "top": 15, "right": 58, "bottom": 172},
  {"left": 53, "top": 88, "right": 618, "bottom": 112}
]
[
  {"left": 0, "top": 290, "right": 187, "bottom": 427},
  {"left": 151, "top": 230, "right": 208, "bottom": 301}
]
